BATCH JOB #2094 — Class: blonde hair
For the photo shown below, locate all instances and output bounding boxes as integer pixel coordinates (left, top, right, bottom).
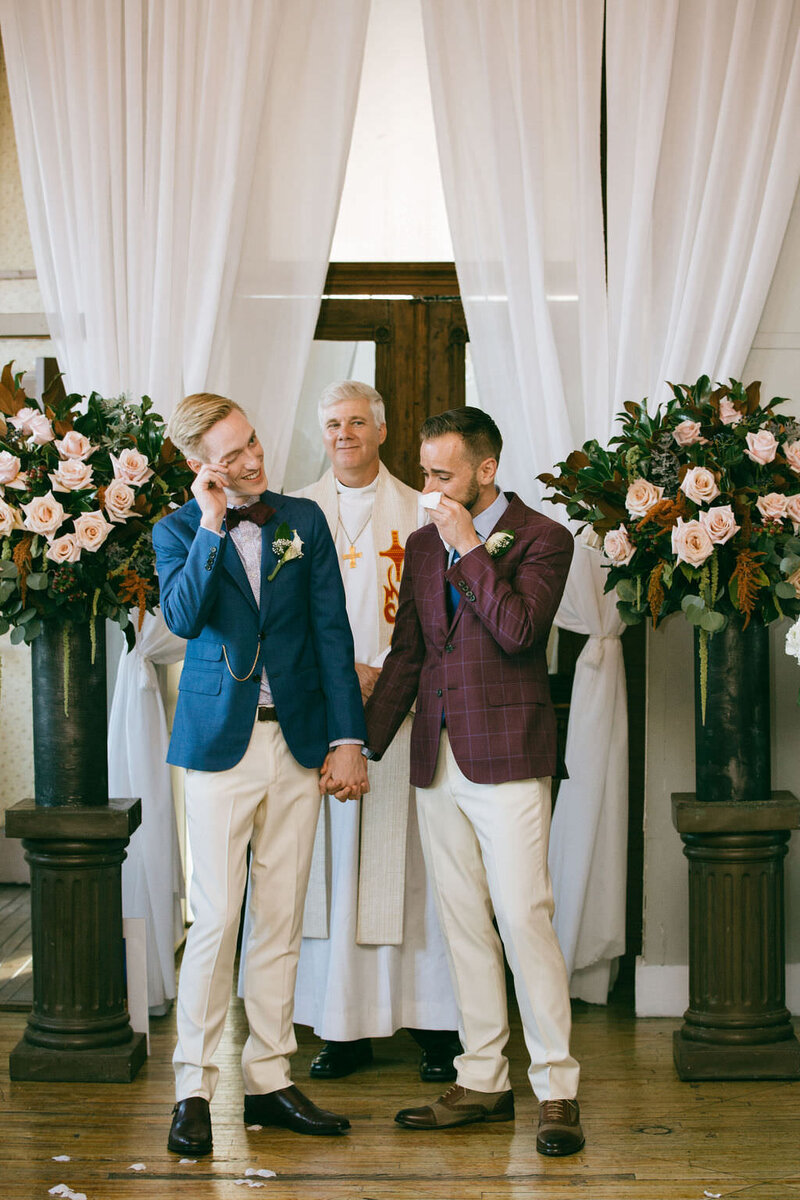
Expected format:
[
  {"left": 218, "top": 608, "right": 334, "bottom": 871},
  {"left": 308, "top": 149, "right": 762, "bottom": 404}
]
[
  {"left": 168, "top": 393, "right": 245, "bottom": 458},
  {"left": 318, "top": 380, "right": 386, "bottom": 429}
]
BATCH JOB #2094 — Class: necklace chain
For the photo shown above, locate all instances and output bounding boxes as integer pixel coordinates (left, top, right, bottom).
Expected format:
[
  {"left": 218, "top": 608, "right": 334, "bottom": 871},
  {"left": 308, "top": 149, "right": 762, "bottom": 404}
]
[{"left": 336, "top": 509, "right": 372, "bottom": 549}]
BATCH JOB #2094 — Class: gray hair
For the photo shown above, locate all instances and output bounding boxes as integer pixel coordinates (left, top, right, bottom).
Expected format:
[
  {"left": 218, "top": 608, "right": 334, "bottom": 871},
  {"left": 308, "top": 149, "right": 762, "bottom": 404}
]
[{"left": 317, "top": 380, "right": 386, "bottom": 429}]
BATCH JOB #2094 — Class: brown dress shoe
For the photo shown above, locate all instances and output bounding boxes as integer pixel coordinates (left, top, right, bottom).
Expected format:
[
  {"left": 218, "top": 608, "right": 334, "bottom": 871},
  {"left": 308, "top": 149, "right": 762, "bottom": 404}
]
[
  {"left": 243, "top": 1084, "right": 350, "bottom": 1135},
  {"left": 168, "top": 1097, "right": 212, "bottom": 1156},
  {"left": 536, "top": 1099, "right": 585, "bottom": 1156},
  {"left": 395, "top": 1084, "right": 514, "bottom": 1129}
]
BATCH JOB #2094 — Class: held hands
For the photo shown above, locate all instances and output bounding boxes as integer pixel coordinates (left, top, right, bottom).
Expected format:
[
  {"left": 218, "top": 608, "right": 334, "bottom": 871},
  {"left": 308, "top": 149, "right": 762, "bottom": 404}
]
[
  {"left": 429, "top": 495, "right": 481, "bottom": 556},
  {"left": 355, "top": 662, "right": 381, "bottom": 701},
  {"left": 319, "top": 744, "right": 370, "bottom": 802},
  {"left": 191, "top": 463, "right": 230, "bottom": 532}
]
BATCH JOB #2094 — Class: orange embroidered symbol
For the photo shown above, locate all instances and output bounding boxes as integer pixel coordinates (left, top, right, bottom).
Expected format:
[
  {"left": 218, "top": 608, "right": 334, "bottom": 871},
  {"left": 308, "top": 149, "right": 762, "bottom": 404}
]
[{"left": 379, "top": 530, "right": 405, "bottom": 624}]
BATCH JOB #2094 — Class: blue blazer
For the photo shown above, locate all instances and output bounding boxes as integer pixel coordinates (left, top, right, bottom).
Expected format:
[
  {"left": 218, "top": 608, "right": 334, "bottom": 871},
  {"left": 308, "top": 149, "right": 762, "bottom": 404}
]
[{"left": 152, "top": 490, "right": 366, "bottom": 772}]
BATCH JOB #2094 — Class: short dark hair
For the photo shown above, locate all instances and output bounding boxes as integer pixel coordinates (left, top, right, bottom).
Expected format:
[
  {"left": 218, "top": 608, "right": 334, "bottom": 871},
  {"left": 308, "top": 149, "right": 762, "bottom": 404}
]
[{"left": 420, "top": 407, "right": 502, "bottom": 464}]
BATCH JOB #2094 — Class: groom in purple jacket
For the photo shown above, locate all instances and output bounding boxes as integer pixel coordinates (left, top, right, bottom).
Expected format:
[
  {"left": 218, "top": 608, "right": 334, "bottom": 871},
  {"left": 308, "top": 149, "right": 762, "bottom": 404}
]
[{"left": 364, "top": 407, "right": 584, "bottom": 1156}]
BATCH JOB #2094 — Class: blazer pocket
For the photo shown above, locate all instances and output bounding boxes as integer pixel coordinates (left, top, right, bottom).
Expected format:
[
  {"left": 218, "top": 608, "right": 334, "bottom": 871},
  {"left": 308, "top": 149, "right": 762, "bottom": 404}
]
[
  {"left": 179, "top": 667, "right": 222, "bottom": 696},
  {"left": 486, "top": 682, "right": 547, "bottom": 707},
  {"left": 186, "top": 641, "right": 223, "bottom": 662}
]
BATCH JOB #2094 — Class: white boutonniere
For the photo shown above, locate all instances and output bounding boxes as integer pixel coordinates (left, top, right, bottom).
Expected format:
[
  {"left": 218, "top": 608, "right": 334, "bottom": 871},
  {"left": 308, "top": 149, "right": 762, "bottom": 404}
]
[
  {"left": 485, "top": 529, "right": 515, "bottom": 558},
  {"left": 267, "top": 521, "right": 303, "bottom": 581}
]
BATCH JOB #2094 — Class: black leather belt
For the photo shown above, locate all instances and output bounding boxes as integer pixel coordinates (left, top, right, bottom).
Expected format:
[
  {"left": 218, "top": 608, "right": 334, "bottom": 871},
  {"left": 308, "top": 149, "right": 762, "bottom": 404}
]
[{"left": 257, "top": 705, "right": 278, "bottom": 722}]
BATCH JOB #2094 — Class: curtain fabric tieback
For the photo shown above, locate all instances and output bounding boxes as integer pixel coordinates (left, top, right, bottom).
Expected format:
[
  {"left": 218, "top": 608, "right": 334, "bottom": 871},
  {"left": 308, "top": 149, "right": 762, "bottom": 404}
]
[{"left": 583, "top": 633, "right": 621, "bottom": 670}]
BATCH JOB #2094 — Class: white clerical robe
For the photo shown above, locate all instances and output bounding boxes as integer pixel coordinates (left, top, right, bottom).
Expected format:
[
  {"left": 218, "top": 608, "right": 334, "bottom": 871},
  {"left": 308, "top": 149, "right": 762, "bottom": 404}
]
[{"left": 292, "top": 466, "right": 457, "bottom": 1039}]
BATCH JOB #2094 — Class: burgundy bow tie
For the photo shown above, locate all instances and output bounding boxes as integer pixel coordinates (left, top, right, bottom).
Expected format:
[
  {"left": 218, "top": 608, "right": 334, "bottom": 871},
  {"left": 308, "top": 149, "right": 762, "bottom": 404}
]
[{"left": 226, "top": 500, "right": 275, "bottom": 530}]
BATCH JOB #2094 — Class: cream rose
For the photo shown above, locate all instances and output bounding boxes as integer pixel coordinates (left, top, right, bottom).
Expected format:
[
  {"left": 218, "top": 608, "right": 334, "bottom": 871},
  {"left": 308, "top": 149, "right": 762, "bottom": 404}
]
[
  {"left": 111, "top": 448, "right": 154, "bottom": 487},
  {"left": 625, "top": 478, "right": 664, "bottom": 518},
  {"left": 73, "top": 510, "right": 112, "bottom": 552},
  {"left": 22, "top": 491, "right": 66, "bottom": 538},
  {"left": 671, "top": 517, "right": 714, "bottom": 567},
  {"left": 49, "top": 459, "right": 94, "bottom": 492},
  {"left": 28, "top": 413, "right": 54, "bottom": 444},
  {"left": 0, "top": 496, "right": 23, "bottom": 535},
  {"left": 8, "top": 406, "right": 39, "bottom": 435},
  {"left": 55, "top": 430, "right": 97, "bottom": 461},
  {"left": 755, "top": 492, "right": 788, "bottom": 522},
  {"left": 784, "top": 441, "right": 800, "bottom": 475},
  {"left": 679, "top": 466, "right": 720, "bottom": 507},
  {"left": 0, "top": 451, "right": 25, "bottom": 488},
  {"left": 785, "top": 493, "right": 800, "bottom": 533},
  {"left": 719, "top": 398, "right": 743, "bottom": 426},
  {"left": 46, "top": 533, "right": 81, "bottom": 564},
  {"left": 103, "top": 478, "right": 136, "bottom": 523},
  {"left": 698, "top": 505, "right": 739, "bottom": 545},
  {"left": 787, "top": 567, "right": 800, "bottom": 600},
  {"left": 673, "top": 420, "right": 705, "bottom": 447},
  {"left": 603, "top": 525, "right": 636, "bottom": 566},
  {"left": 745, "top": 429, "right": 779, "bottom": 465}
]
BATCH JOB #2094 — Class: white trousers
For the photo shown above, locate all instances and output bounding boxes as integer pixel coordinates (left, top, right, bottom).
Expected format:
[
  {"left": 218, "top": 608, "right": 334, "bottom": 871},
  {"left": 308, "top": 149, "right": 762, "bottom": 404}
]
[
  {"left": 416, "top": 732, "right": 580, "bottom": 1101},
  {"left": 173, "top": 719, "right": 320, "bottom": 1101}
]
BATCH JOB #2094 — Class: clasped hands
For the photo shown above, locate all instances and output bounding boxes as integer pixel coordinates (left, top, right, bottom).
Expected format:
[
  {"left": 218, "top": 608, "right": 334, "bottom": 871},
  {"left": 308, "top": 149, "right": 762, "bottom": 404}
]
[{"left": 320, "top": 743, "right": 370, "bottom": 802}]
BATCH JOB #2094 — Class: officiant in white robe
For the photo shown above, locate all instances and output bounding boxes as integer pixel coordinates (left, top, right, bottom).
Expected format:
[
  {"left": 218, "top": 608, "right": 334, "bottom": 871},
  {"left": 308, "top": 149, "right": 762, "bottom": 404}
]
[{"left": 293, "top": 380, "right": 459, "bottom": 1081}]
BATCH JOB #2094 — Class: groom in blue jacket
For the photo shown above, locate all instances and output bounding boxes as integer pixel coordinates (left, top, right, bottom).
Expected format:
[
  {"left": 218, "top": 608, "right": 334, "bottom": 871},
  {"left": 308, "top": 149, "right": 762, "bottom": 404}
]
[{"left": 154, "top": 392, "right": 369, "bottom": 1158}]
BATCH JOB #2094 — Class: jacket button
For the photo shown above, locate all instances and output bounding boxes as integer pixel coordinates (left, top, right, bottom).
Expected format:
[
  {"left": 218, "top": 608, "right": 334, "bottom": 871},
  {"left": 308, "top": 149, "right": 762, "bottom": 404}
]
[
  {"left": 436, "top": 688, "right": 443, "bottom": 697},
  {"left": 445, "top": 643, "right": 454, "bottom": 653}
]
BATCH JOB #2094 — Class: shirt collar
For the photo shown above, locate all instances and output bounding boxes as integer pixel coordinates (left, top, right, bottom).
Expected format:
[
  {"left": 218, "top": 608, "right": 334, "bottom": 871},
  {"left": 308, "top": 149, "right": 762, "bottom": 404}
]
[{"left": 472, "top": 488, "right": 509, "bottom": 542}]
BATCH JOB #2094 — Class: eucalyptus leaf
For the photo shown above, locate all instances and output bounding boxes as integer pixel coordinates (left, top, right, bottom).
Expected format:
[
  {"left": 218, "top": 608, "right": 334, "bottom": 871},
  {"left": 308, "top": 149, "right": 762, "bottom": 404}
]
[
  {"left": 17, "top": 607, "right": 37, "bottom": 623},
  {"left": 700, "top": 610, "right": 726, "bottom": 632},
  {"left": 26, "top": 572, "right": 49, "bottom": 591},
  {"left": 0, "top": 580, "right": 15, "bottom": 603},
  {"left": 681, "top": 594, "right": 706, "bottom": 613},
  {"left": 0, "top": 560, "right": 18, "bottom": 578},
  {"left": 615, "top": 578, "right": 638, "bottom": 603},
  {"left": 9, "top": 624, "right": 25, "bottom": 644},
  {"left": 616, "top": 602, "right": 642, "bottom": 625},
  {"left": 0, "top": 617, "right": 8, "bottom": 636},
  {"left": 775, "top": 581, "right": 798, "bottom": 599},
  {"left": 780, "top": 555, "right": 800, "bottom": 576}
]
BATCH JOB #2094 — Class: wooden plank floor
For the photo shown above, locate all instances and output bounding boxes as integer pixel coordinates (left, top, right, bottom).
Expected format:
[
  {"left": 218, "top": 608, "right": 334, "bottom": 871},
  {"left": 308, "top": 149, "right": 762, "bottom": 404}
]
[
  {"left": 0, "top": 885, "right": 32, "bottom": 1010},
  {"left": 3, "top": 978, "right": 800, "bottom": 1200}
]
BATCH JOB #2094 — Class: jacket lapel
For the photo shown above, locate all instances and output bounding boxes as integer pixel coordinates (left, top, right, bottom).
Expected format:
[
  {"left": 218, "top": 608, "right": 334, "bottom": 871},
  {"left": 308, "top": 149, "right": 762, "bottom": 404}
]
[{"left": 259, "top": 493, "right": 286, "bottom": 631}]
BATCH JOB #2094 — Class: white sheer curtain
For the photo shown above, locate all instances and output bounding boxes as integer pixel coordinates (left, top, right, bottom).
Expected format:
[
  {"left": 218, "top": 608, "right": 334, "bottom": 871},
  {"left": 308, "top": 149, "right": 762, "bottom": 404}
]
[
  {"left": 423, "top": 0, "right": 626, "bottom": 1003},
  {"left": 2, "top": 0, "right": 370, "bottom": 1009}
]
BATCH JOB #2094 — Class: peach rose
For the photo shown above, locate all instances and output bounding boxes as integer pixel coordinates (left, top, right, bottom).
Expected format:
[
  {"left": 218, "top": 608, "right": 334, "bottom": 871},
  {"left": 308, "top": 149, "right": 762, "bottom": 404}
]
[
  {"left": 785, "top": 493, "right": 800, "bottom": 533},
  {"left": 671, "top": 517, "right": 714, "bottom": 567},
  {"left": 28, "top": 413, "right": 54, "bottom": 444},
  {"left": 673, "top": 420, "right": 705, "bottom": 447},
  {"left": 110, "top": 448, "right": 153, "bottom": 487},
  {"left": 49, "top": 459, "right": 94, "bottom": 492},
  {"left": 22, "top": 491, "right": 65, "bottom": 537},
  {"left": 55, "top": 430, "right": 97, "bottom": 460},
  {"left": 745, "top": 429, "right": 778, "bottom": 465},
  {"left": 755, "top": 492, "right": 788, "bottom": 522},
  {"left": 679, "top": 466, "right": 720, "bottom": 507},
  {"left": 8, "top": 406, "right": 39, "bottom": 434},
  {"left": 46, "top": 533, "right": 81, "bottom": 564},
  {"left": 603, "top": 525, "right": 636, "bottom": 566},
  {"left": 719, "top": 398, "right": 743, "bottom": 426},
  {"left": 625, "top": 478, "right": 664, "bottom": 519},
  {"left": 698, "top": 505, "right": 739, "bottom": 545},
  {"left": 784, "top": 441, "right": 800, "bottom": 475},
  {"left": 788, "top": 567, "right": 800, "bottom": 600},
  {"left": 0, "top": 451, "right": 25, "bottom": 489},
  {"left": 73, "top": 509, "right": 112, "bottom": 552},
  {"left": 103, "top": 478, "right": 136, "bottom": 523},
  {"left": 0, "top": 496, "right": 23, "bottom": 535}
]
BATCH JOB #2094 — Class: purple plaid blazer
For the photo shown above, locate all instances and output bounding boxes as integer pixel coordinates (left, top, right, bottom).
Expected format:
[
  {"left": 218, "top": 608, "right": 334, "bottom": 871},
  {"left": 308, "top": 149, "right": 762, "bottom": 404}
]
[{"left": 364, "top": 493, "right": 574, "bottom": 786}]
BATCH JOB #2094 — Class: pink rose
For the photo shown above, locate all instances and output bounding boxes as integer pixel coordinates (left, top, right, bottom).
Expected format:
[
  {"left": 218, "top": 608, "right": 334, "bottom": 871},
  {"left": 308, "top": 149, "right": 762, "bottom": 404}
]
[
  {"left": 788, "top": 567, "right": 800, "bottom": 600},
  {"left": 673, "top": 420, "right": 705, "bottom": 447},
  {"left": 46, "top": 533, "right": 81, "bottom": 564},
  {"left": 719, "top": 398, "right": 743, "bottom": 426},
  {"left": 22, "top": 491, "right": 65, "bottom": 537},
  {"left": 28, "top": 413, "right": 54, "bottom": 444},
  {"left": 785, "top": 494, "right": 800, "bottom": 533},
  {"left": 755, "top": 492, "right": 788, "bottom": 522},
  {"left": 625, "top": 478, "right": 664, "bottom": 519},
  {"left": 698, "top": 505, "right": 739, "bottom": 545},
  {"left": 0, "top": 451, "right": 25, "bottom": 489},
  {"left": 603, "top": 525, "right": 636, "bottom": 566},
  {"left": 49, "top": 459, "right": 94, "bottom": 492},
  {"left": 8, "top": 406, "right": 39, "bottom": 434},
  {"left": 103, "top": 478, "right": 136, "bottom": 523},
  {"left": 73, "top": 510, "right": 112, "bottom": 552},
  {"left": 745, "top": 429, "right": 778, "bottom": 465},
  {"left": 679, "top": 466, "right": 720, "bottom": 507},
  {"left": 671, "top": 517, "right": 714, "bottom": 567},
  {"left": 110, "top": 448, "right": 154, "bottom": 487},
  {"left": 55, "top": 430, "right": 97, "bottom": 461},
  {"left": 784, "top": 441, "right": 800, "bottom": 475},
  {"left": 0, "top": 496, "right": 23, "bottom": 535}
]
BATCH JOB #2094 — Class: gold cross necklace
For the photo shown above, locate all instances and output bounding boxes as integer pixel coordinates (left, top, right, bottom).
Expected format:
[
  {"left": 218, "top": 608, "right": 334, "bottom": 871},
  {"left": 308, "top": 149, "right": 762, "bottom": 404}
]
[{"left": 337, "top": 511, "right": 372, "bottom": 569}]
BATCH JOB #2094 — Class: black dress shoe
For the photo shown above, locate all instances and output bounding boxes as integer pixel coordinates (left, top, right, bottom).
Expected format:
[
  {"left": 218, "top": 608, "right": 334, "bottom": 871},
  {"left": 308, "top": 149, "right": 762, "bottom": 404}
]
[
  {"left": 244, "top": 1084, "right": 350, "bottom": 1135},
  {"left": 309, "top": 1038, "right": 373, "bottom": 1079},
  {"left": 168, "top": 1097, "right": 212, "bottom": 1156},
  {"left": 418, "top": 1036, "right": 461, "bottom": 1083}
]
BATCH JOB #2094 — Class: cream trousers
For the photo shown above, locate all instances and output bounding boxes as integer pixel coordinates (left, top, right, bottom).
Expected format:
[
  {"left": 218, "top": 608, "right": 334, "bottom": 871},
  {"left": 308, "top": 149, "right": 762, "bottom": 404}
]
[
  {"left": 173, "top": 719, "right": 320, "bottom": 1101},
  {"left": 416, "top": 731, "right": 580, "bottom": 1101}
]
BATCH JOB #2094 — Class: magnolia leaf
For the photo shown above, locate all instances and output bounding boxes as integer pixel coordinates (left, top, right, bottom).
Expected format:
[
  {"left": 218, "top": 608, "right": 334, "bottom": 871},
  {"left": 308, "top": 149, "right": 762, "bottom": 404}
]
[
  {"left": 745, "top": 380, "right": 761, "bottom": 413},
  {"left": 565, "top": 449, "right": 590, "bottom": 470}
]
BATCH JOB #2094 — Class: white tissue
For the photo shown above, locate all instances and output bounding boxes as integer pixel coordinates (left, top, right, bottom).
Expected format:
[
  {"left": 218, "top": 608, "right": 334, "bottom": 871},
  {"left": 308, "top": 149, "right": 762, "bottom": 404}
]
[{"left": 420, "top": 490, "right": 442, "bottom": 510}]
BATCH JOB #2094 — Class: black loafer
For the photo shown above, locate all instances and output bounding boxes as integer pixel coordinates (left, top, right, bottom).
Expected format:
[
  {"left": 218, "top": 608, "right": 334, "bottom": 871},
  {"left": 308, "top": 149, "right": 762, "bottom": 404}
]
[
  {"left": 309, "top": 1038, "right": 373, "bottom": 1079},
  {"left": 417, "top": 1034, "right": 461, "bottom": 1083},
  {"left": 244, "top": 1084, "right": 350, "bottom": 1135},
  {"left": 168, "top": 1097, "right": 212, "bottom": 1156}
]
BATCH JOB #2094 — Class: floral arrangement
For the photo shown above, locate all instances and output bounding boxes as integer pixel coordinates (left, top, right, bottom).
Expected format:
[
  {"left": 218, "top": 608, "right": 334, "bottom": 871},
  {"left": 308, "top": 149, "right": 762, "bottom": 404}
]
[
  {"left": 539, "top": 377, "right": 800, "bottom": 690},
  {"left": 0, "top": 364, "right": 193, "bottom": 646}
]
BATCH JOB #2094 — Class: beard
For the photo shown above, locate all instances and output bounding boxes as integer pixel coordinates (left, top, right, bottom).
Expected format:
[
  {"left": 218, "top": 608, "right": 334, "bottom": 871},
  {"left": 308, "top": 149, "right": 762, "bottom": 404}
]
[{"left": 460, "top": 471, "right": 482, "bottom": 512}]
